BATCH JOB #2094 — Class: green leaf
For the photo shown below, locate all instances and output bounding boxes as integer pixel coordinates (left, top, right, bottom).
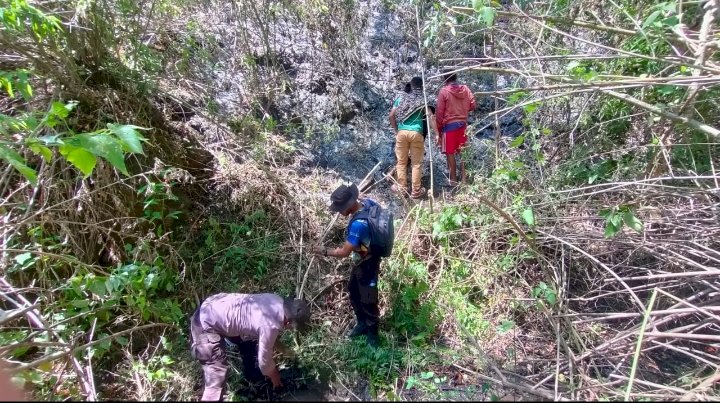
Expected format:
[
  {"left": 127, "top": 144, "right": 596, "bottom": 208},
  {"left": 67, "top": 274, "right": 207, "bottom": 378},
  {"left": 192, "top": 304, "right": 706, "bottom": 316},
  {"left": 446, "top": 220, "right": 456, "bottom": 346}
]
[
  {"left": 623, "top": 211, "right": 643, "bottom": 233},
  {"left": 566, "top": 60, "right": 581, "bottom": 71},
  {"left": 479, "top": 6, "right": 495, "bottom": 26},
  {"left": 0, "top": 144, "right": 37, "bottom": 186},
  {"left": 604, "top": 223, "right": 619, "bottom": 238},
  {"left": 452, "top": 213, "right": 463, "bottom": 227},
  {"left": 73, "top": 133, "right": 129, "bottom": 175},
  {"left": 544, "top": 289, "right": 557, "bottom": 305},
  {"left": 71, "top": 299, "right": 89, "bottom": 308},
  {"left": 471, "top": 0, "right": 483, "bottom": 12},
  {"left": 509, "top": 135, "right": 525, "bottom": 148},
  {"left": 642, "top": 10, "right": 661, "bottom": 28},
  {"left": 28, "top": 142, "right": 52, "bottom": 162},
  {"left": 521, "top": 208, "right": 535, "bottom": 226},
  {"left": 421, "top": 371, "right": 434, "bottom": 380},
  {"left": 50, "top": 101, "right": 70, "bottom": 119},
  {"left": 107, "top": 124, "right": 147, "bottom": 154},
  {"left": 14, "top": 252, "right": 32, "bottom": 266},
  {"left": 16, "top": 70, "right": 32, "bottom": 100},
  {"left": 46, "top": 101, "right": 78, "bottom": 128},
  {"left": 37, "top": 134, "right": 62, "bottom": 146},
  {"left": 498, "top": 320, "right": 515, "bottom": 333},
  {"left": 523, "top": 102, "right": 539, "bottom": 114},
  {"left": 59, "top": 144, "right": 97, "bottom": 177}
]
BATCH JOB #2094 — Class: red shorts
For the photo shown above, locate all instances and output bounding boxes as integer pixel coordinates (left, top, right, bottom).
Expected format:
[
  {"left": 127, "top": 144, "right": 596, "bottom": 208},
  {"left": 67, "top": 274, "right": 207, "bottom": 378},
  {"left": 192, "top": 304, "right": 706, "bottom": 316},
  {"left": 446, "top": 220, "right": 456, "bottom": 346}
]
[{"left": 441, "top": 125, "right": 467, "bottom": 155}]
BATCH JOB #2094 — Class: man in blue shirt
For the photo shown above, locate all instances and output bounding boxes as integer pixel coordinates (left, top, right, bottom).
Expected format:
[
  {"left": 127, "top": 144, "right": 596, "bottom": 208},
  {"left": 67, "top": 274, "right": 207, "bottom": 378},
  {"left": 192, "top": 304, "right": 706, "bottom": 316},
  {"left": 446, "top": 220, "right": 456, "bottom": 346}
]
[{"left": 313, "top": 183, "right": 382, "bottom": 347}]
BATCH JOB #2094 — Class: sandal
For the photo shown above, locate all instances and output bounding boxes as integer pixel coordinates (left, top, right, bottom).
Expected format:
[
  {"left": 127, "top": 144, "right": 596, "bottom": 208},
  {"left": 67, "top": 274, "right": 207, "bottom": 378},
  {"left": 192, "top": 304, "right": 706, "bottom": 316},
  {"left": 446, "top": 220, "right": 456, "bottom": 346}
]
[{"left": 410, "top": 187, "right": 427, "bottom": 199}]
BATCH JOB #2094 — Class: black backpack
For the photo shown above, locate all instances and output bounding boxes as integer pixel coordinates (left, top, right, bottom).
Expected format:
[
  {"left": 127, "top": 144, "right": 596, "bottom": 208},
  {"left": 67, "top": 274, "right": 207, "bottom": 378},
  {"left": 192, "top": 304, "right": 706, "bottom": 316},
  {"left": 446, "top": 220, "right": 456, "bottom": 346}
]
[{"left": 349, "top": 203, "right": 395, "bottom": 257}]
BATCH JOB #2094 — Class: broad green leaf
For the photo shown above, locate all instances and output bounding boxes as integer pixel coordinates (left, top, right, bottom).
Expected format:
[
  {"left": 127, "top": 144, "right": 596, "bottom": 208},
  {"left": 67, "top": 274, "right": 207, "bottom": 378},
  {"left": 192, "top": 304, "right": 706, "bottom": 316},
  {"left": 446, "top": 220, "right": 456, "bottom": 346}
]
[
  {"left": 50, "top": 101, "right": 70, "bottom": 119},
  {"left": 604, "top": 223, "right": 619, "bottom": 238},
  {"left": 73, "top": 133, "right": 129, "bottom": 175},
  {"left": 642, "top": 10, "right": 662, "bottom": 28},
  {"left": 14, "top": 252, "right": 32, "bottom": 266},
  {"left": 16, "top": 70, "right": 32, "bottom": 100},
  {"left": 510, "top": 135, "right": 525, "bottom": 148},
  {"left": 521, "top": 208, "right": 535, "bottom": 226},
  {"left": 662, "top": 15, "right": 679, "bottom": 27},
  {"left": 46, "top": 101, "right": 78, "bottom": 128},
  {"left": 71, "top": 299, "right": 89, "bottom": 308},
  {"left": 0, "top": 144, "right": 37, "bottom": 186},
  {"left": 59, "top": 144, "right": 97, "bottom": 177},
  {"left": 545, "top": 289, "right": 557, "bottom": 305},
  {"left": 610, "top": 212, "right": 623, "bottom": 227},
  {"left": 421, "top": 371, "right": 434, "bottom": 379},
  {"left": 623, "top": 211, "right": 643, "bottom": 233},
  {"left": 88, "top": 279, "right": 107, "bottom": 297},
  {"left": 107, "top": 124, "right": 148, "bottom": 154},
  {"left": 28, "top": 142, "right": 52, "bottom": 161},
  {"left": 479, "top": 6, "right": 495, "bottom": 26},
  {"left": 37, "top": 134, "right": 62, "bottom": 145},
  {"left": 471, "top": 0, "right": 483, "bottom": 12}
]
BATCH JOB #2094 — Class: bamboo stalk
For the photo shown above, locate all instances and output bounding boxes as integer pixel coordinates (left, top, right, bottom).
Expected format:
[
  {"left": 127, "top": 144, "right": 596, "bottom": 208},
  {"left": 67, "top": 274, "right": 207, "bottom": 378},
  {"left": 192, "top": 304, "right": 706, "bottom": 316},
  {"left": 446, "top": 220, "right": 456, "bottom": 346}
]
[{"left": 625, "top": 288, "right": 658, "bottom": 400}]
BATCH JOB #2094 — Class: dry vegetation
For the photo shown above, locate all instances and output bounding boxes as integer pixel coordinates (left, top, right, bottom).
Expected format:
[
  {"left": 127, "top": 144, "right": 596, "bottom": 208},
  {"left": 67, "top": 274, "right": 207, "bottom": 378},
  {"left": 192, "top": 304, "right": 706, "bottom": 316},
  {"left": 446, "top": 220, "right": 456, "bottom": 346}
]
[{"left": 1, "top": 0, "right": 719, "bottom": 401}]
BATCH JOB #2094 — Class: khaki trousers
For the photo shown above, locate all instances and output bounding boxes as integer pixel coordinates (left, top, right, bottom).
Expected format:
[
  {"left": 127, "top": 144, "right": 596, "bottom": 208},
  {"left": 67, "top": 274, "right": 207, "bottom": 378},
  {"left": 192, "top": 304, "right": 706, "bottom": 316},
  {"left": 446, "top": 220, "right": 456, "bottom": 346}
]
[{"left": 395, "top": 130, "right": 424, "bottom": 193}]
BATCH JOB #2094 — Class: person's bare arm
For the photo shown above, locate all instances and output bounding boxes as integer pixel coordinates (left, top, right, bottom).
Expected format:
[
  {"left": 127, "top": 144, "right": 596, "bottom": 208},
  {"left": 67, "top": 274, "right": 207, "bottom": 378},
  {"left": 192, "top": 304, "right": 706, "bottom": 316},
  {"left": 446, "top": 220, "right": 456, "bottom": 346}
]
[
  {"left": 258, "top": 328, "right": 283, "bottom": 388},
  {"left": 313, "top": 241, "right": 354, "bottom": 258},
  {"left": 389, "top": 108, "right": 398, "bottom": 132}
]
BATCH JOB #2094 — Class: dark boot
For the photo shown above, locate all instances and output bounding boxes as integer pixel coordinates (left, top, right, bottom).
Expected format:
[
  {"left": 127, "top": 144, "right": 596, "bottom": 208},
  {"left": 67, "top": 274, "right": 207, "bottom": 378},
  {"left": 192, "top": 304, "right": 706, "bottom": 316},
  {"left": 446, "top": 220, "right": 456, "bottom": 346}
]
[
  {"left": 348, "top": 322, "right": 368, "bottom": 338},
  {"left": 365, "top": 333, "right": 379, "bottom": 348}
]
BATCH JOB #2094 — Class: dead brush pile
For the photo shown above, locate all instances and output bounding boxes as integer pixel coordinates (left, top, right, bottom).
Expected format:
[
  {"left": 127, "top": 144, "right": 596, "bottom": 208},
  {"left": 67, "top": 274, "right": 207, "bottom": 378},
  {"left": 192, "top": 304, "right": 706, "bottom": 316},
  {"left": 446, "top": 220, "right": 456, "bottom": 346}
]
[
  {"left": 386, "top": 174, "right": 719, "bottom": 400},
  {"left": 530, "top": 179, "right": 720, "bottom": 400}
]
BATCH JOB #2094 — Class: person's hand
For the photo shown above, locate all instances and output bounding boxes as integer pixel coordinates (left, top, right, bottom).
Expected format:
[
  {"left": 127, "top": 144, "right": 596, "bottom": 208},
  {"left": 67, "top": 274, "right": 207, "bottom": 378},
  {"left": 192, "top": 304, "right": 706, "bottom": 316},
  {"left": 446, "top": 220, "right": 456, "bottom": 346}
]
[
  {"left": 270, "top": 371, "right": 284, "bottom": 389},
  {"left": 435, "top": 136, "right": 441, "bottom": 147}
]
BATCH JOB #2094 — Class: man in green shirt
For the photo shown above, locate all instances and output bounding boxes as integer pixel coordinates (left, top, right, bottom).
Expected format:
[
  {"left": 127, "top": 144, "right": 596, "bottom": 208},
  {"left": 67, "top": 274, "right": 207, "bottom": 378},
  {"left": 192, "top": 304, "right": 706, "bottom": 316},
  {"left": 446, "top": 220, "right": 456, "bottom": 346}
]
[{"left": 388, "top": 77, "right": 430, "bottom": 199}]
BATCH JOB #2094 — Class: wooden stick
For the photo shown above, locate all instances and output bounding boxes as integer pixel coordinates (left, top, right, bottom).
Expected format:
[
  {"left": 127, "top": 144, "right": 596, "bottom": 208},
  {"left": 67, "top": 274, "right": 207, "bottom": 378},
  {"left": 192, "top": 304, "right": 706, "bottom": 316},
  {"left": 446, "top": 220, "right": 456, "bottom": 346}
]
[
  {"left": 610, "top": 374, "right": 686, "bottom": 394},
  {"left": 452, "top": 363, "right": 571, "bottom": 401},
  {"left": 606, "top": 270, "right": 720, "bottom": 281},
  {"left": 415, "top": 4, "right": 435, "bottom": 212},
  {"left": 643, "top": 332, "right": 720, "bottom": 342}
]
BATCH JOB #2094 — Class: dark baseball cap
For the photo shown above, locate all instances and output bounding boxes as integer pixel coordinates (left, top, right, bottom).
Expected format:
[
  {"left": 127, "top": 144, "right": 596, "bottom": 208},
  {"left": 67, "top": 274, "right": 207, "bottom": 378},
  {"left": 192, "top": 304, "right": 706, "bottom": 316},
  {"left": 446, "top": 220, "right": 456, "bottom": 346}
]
[{"left": 328, "top": 183, "right": 359, "bottom": 213}]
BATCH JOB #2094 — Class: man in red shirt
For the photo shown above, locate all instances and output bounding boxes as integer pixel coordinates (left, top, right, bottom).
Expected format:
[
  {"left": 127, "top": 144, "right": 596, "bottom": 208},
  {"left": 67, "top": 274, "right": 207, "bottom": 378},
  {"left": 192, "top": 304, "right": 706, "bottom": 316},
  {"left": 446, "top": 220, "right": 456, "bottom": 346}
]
[{"left": 435, "top": 70, "right": 476, "bottom": 186}]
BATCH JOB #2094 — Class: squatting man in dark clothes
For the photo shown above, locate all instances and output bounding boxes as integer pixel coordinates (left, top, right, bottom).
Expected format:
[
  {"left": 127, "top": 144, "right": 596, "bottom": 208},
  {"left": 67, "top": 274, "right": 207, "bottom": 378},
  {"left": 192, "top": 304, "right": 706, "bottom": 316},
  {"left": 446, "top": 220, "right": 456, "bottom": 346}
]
[
  {"left": 312, "top": 183, "right": 394, "bottom": 348},
  {"left": 190, "top": 293, "right": 311, "bottom": 401}
]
